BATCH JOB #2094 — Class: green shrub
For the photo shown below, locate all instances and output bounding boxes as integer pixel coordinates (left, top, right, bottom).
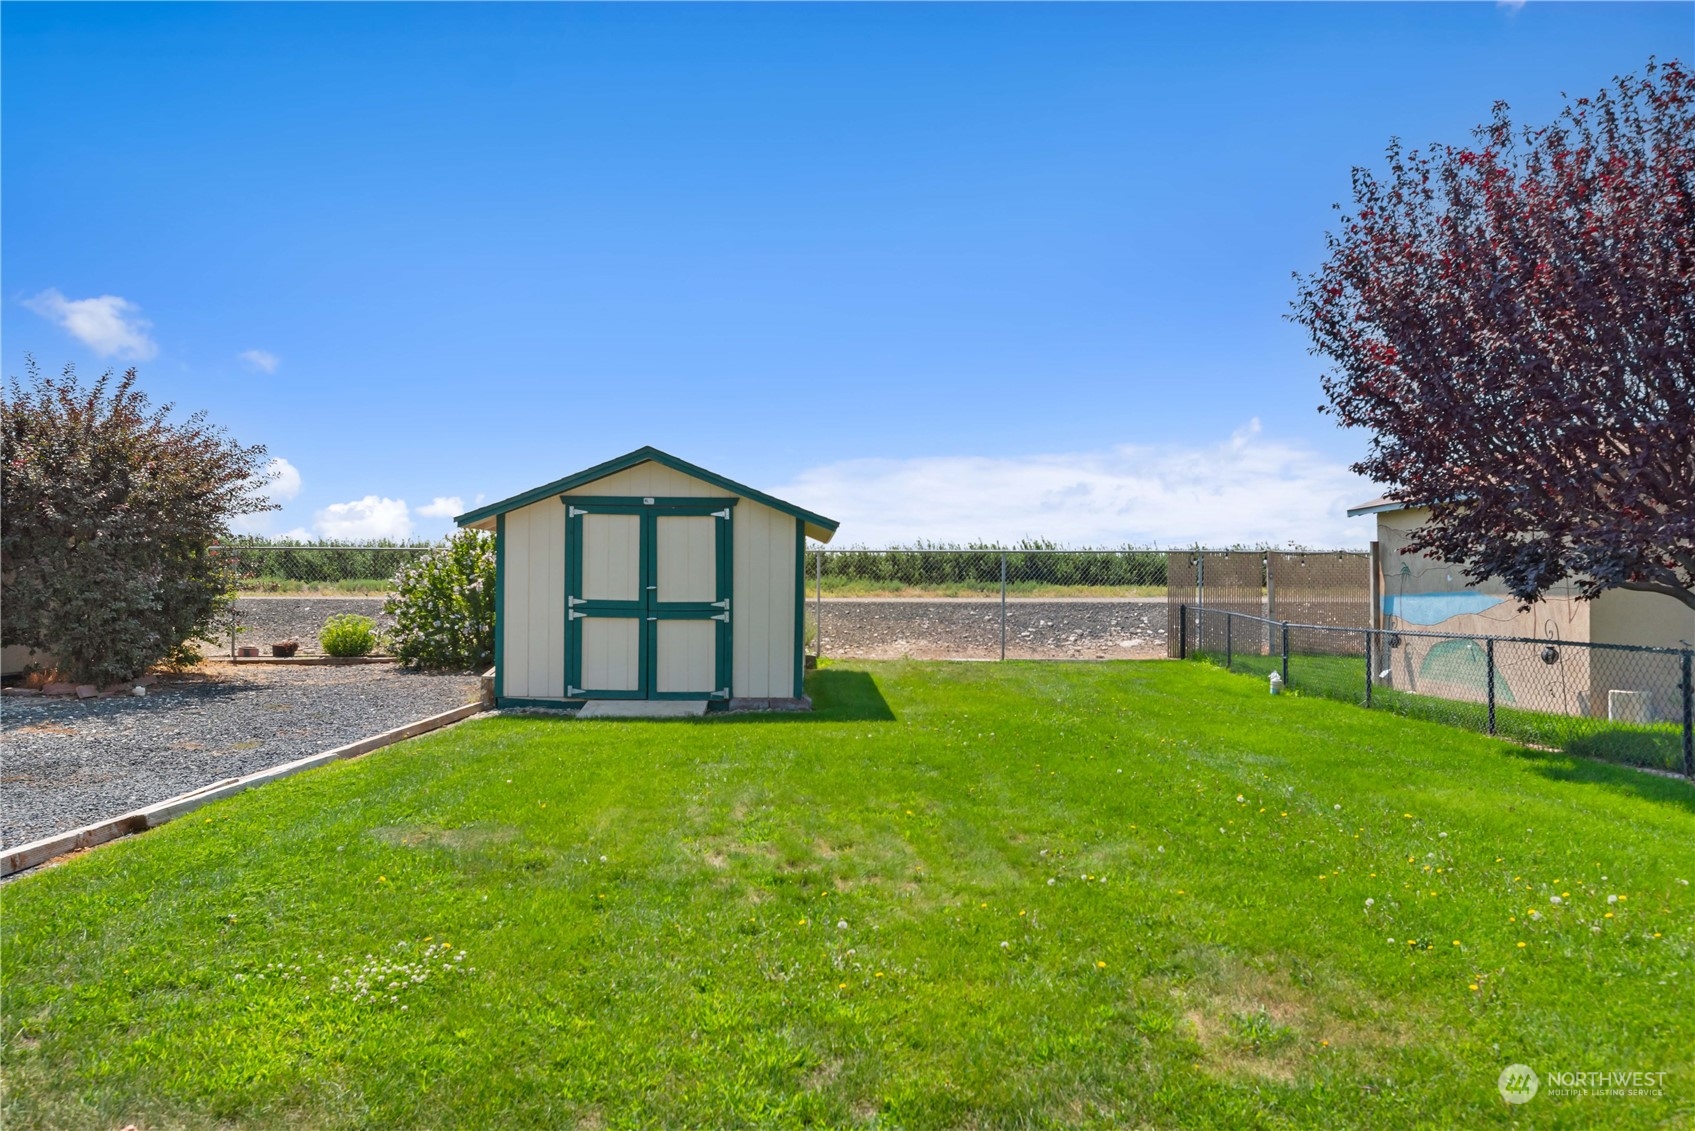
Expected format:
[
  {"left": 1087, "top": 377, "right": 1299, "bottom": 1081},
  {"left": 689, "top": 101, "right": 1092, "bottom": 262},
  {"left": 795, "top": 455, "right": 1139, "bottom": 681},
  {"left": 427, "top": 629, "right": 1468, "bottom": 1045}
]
[
  {"left": 320, "top": 614, "right": 377, "bottom": 657},
  {"left": 382, "top": 530, "right": 495, "bottom": 671}
]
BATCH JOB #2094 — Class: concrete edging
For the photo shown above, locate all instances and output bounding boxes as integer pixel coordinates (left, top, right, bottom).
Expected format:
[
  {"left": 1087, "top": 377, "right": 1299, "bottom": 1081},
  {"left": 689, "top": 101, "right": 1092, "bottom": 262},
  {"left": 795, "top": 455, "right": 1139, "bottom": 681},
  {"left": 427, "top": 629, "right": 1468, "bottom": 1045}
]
[{"left": 1, "top": 701, "right": 486, "bottom": 878}]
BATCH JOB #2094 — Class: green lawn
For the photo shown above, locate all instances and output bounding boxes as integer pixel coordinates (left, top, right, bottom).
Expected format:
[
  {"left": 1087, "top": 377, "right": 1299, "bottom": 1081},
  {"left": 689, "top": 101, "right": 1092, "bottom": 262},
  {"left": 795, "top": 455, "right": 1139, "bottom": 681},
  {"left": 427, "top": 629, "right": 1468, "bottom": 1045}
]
[
  {"left": 4, "top": 662, "right": 1693, "bottom": 1129},
  {"left": 1208, "top": 650, "right": 1689, "bottom": 772}
]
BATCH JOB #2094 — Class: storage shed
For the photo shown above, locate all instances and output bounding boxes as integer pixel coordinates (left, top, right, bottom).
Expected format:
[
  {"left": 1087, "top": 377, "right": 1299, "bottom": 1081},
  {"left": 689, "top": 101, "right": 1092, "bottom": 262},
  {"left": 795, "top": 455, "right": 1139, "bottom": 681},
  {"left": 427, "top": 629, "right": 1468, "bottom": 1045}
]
[{"left": 456, "top": 447, "right": 838, "bottom": 710}]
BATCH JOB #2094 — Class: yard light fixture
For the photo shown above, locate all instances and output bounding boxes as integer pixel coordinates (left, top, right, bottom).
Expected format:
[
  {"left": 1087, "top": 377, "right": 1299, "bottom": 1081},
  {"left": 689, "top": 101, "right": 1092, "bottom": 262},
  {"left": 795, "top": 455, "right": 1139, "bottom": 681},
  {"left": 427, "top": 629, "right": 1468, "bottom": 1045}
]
[{"left": 1269, "top": 672, "right": 1284, "bottom": 696}]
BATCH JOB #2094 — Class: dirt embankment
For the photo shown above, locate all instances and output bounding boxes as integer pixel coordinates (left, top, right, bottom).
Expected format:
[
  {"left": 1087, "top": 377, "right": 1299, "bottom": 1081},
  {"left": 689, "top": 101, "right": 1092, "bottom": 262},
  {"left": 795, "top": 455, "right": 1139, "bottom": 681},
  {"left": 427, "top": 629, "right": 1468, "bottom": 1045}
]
[{"left": 816, "top": 597, "right": 1167, "bottom": 660}]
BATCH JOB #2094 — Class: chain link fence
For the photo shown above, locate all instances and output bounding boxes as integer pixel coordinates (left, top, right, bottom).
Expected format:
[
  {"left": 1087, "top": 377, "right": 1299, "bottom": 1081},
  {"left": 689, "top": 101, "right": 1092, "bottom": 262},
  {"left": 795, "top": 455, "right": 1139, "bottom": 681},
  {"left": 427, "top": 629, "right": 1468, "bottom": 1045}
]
[
  {"left": 200, "top": 543, "right": 437, "bottom": 657},
  {"left": 808, "top": 546, "right": 1170, "bottom": 661},
  {"left": 210, "top": 541, "right": 436, "bottom": 594},
  {"left": 1177, "top": 605, "right": 1695, "bottom": 776},
  {"left": 806, "top": 546, "right": 1370, "bottom": 662}
]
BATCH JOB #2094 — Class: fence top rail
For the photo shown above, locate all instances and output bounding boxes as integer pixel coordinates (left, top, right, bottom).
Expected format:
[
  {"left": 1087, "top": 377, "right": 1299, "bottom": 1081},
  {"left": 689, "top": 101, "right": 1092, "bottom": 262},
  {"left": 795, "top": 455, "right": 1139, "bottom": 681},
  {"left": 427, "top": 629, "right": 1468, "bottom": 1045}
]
[
  {"left": 819, "top": 547, "right": 1364, "bottom": 554},
  {"left": 210, "top": 543, "right": 437, "bottom": 551},
  {"left": 1184, "top": 604, "right": 1693, "bottom": 657}
]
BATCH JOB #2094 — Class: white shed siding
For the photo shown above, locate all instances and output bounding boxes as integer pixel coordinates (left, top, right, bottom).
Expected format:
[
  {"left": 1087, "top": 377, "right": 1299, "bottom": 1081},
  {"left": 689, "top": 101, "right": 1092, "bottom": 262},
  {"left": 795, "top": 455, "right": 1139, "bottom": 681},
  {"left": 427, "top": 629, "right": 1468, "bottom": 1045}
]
[
  {"left": 562, "top": 463, "right": 718, "bottom": 500},
  {"left": 501, "top": 459, "right": 798, "bottom": 701},
  {"left": 731, "top": 499, "right": 797, "bottom": 698},
  {"left": 500, "top": 496, "right": 565, "bottom": 700}
]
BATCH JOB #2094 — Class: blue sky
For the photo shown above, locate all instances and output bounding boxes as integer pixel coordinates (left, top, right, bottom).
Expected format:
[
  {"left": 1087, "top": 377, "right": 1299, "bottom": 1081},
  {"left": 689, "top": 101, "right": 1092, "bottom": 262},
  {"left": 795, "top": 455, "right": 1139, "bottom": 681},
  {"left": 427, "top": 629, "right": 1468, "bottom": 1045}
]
[{"left": 5, "top": 3, "right": 1688, "bottom": 546}]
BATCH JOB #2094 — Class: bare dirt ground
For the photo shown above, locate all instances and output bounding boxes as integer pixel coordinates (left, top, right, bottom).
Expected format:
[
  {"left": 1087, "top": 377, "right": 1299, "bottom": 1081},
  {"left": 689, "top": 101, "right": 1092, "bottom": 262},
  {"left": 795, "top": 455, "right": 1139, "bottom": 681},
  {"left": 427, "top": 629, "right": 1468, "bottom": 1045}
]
[
  {"left": 198, "top": 596, "right": 393, "bottom": 657},
  {"left": 816, "top": 597, "right": 1168, "bottom": 661}
]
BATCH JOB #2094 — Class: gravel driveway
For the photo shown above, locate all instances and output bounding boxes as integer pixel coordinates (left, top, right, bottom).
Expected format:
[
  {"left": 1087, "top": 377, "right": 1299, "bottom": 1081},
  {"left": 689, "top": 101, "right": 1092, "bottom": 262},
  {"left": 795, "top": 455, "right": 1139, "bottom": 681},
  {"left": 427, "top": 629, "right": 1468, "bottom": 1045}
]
[
  {"left": 817, "top": 598, "right": 1167, "bottom": 660},
  {"left": 1, "top": 665, "right": 479, "bottom": 847}
]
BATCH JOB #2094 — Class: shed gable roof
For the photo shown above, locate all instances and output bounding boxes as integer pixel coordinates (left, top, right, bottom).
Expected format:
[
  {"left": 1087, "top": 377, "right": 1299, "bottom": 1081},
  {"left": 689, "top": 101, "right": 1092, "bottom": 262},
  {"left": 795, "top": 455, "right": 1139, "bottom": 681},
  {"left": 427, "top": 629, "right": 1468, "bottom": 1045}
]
[{"left": 455, "top": 446, "right": 840, "bottom": 542}]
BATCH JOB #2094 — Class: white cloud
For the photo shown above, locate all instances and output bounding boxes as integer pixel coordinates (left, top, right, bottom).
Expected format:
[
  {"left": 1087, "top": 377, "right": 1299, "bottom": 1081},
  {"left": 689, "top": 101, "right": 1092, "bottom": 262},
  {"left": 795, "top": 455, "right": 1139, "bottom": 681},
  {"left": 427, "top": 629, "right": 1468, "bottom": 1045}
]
[
  {"left": 417, "top": 496, "right": 465, "bottom": 519},
  {"left": 770, "top": 421, "right": 1375, "bottom": 549},
  {"left": 22, "top": 288, "right": 158, "bottom": 360},
  {"left": 263, "top": 456, "right": 302, "bottom": 502},
  {"left": 239, "top": 349, "right": 280, "bottom": 373},
  {"left": 313, "top": 496, "right": 412, "bottom": 541},
  {"left": 277, "top": 527, "right": 315, "bottom": 543}
]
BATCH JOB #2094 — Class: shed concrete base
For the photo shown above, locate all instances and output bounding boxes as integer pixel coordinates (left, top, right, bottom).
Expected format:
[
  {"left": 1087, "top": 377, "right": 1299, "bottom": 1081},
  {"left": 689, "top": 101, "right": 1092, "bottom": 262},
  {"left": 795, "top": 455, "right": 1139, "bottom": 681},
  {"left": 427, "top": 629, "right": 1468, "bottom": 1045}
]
[{"left": 576, "top": 700, "right": 708, "bottom": 719}]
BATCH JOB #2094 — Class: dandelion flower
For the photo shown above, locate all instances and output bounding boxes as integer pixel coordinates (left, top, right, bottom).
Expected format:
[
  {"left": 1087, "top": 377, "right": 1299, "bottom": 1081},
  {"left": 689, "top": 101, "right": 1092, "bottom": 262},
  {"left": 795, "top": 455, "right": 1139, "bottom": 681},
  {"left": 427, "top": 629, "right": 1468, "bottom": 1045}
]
[
  {"left": 1607, "top": 894, "right": 1618, "bottom": 904},
  {"left": 837, "top": 920, "right": 848, "bottom": 930},
  {"left": 1517, "top": 942, "right": 1527, "bottom": 948},
  {"left": 1096, "top": 961, "right": 1107, "bottom": 969},
  {"left": 1364, "top": 898, "right": 1374, "bottom": 908}
]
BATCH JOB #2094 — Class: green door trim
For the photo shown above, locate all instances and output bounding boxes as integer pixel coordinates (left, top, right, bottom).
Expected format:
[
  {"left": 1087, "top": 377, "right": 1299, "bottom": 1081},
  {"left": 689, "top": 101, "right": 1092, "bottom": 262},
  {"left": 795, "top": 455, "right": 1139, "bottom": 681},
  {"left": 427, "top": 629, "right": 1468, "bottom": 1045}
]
[{"left": 564, "top": 499, "right": 733, "bottom": 701}]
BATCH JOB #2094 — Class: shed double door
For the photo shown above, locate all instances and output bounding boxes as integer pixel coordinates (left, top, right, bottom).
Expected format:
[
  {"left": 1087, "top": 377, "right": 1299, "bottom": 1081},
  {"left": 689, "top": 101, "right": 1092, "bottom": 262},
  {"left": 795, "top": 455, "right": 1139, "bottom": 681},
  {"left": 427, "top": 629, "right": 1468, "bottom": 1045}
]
[{"left": 566, "top": 499, "right": 731, "bottom": 700}]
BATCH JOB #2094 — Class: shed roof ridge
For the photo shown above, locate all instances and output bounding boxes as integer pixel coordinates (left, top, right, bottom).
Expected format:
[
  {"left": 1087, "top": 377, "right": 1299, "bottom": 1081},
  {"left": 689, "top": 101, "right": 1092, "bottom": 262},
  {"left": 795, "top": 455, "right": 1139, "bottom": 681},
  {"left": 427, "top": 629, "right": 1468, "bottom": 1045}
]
[{"left": 454, "top": 446, "right": 839, "bottom": 538}]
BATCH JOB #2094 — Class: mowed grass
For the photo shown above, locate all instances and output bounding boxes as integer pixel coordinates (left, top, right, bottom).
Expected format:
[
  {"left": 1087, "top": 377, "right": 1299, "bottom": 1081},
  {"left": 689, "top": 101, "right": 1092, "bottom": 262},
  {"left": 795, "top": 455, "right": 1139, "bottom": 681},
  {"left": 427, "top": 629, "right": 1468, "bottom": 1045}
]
[{"left": 4, "top": 662, "right": 1694, "bottom": 1129}]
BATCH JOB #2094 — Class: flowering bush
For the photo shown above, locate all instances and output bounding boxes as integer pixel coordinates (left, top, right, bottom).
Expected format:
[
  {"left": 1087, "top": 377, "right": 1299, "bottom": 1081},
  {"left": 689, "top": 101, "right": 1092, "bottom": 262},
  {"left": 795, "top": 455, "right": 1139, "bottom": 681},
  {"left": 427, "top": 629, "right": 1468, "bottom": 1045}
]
[
  {"left": 319, "top": 613, "right": 377, "bottom": 657},
  {"left": 383, "top": 530, "right": 495, "bottom": 671}
]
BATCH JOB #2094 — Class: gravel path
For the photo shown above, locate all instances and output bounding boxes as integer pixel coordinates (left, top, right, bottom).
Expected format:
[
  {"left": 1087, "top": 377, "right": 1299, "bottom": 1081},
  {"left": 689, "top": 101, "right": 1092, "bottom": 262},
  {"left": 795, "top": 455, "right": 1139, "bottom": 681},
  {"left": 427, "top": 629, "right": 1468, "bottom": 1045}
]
[
  {"left": 817, "top": 598, "right": 1168, "bottom": 660},
  {"left": 198, "top": 597, "right": 393, "bottom": 657},
  {"left": 1, "top": 665, "right": 479, "bottom": 847}
]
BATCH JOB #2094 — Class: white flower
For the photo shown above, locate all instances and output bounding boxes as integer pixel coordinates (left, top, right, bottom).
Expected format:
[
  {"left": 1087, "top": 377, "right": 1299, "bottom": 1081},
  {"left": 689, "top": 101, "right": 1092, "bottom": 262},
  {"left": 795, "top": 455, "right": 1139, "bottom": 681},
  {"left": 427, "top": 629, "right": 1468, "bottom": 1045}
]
[
  {"left": 1606, "top": 894, "right": 1618, "bottom": 904},
  {"left": 1550, "top": 896, "right": 1562, "bottom": 905},
  {"left": 1364, "top": 898, "right": 1374, "bottom": 907},
  {"left": 1000, "top": 941, "right": 1010, "bottom": 949},
  {"left": 1047, "top": 878, "right": 1056, "bottom": 886},
  {"left": 1236, "top": 795, "right": 1245, "bottom": 803},
  {"left": 1438, "top": 832, "right": 1448, "bottom": 838},
  {"left": 837, "top": 920, "right": 848, "bottom": 930}
]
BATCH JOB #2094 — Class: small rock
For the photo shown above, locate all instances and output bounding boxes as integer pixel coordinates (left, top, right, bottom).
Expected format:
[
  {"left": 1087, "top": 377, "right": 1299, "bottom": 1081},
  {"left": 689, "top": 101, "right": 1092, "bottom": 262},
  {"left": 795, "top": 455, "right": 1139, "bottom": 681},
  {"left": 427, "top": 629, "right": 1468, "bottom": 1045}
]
[
  {"left": 133, "top": 685, "right": 148, "bottom": 697},
  {"left": 75, "top": 685, "right": 98, "bottom": 699}
]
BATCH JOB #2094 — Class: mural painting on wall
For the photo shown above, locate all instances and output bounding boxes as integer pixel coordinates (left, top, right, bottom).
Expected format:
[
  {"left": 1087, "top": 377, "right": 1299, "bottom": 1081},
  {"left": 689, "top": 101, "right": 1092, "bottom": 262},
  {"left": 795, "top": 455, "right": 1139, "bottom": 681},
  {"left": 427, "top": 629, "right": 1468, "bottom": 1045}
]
[{"left": 1377, "top": 524, "right": 1594, "bottom": 718}]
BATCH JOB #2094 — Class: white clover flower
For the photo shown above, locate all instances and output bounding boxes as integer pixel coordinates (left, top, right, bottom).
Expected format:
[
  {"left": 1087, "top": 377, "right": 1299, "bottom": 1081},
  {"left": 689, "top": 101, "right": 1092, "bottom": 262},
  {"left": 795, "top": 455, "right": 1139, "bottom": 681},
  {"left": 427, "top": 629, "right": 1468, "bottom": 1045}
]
[
  {"left": 1550, "top": 896, "right": 1562, "bottom": 905},
  {"left": 1364, "top": 898, "right": 1374, "bottom": 907},
  {"left": 1607, "top": 894, "right": 1618, "bottom": 904}
]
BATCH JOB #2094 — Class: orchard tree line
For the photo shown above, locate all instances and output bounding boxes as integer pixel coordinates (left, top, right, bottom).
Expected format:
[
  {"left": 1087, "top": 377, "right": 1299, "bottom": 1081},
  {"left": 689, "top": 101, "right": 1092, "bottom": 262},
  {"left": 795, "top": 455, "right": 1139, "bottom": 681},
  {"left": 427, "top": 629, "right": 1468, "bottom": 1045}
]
[{"left": 1294, "top": 59, "right": 1694, "bottom": 612}]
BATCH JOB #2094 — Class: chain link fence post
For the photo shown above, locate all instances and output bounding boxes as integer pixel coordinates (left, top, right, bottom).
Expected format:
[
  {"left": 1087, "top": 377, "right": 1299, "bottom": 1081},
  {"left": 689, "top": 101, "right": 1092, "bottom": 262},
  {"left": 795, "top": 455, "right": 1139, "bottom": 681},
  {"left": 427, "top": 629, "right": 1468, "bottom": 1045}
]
[
  {"left": 1363, "top": 629, "right": 1373, "bottom": 707},
  {"left": 1178, "top": 604, "right": 1187, "bottom": 660},
  {"left": 1486, "top": 638, "right": 1497, "bottom": 735},
  {"left": 1280, "top": 622, "right": 1289, "bottom": 686},
  {"left": 1000, "top": 552, "right": 1007, "bottom": 661},
  {"left": 1682, "top": 648, "right": 1693, "bottom": 778},
  {"left": 1225, "top": 611, "right": 1233, "bottom": 670}
]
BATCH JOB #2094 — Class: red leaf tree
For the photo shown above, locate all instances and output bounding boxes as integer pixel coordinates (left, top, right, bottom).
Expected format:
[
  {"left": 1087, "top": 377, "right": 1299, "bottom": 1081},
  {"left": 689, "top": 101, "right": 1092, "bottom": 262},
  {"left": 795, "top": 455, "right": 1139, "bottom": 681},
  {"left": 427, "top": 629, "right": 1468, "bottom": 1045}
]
[{"left": 1293, "top": 60, "right": 1695, "bottom": 613}]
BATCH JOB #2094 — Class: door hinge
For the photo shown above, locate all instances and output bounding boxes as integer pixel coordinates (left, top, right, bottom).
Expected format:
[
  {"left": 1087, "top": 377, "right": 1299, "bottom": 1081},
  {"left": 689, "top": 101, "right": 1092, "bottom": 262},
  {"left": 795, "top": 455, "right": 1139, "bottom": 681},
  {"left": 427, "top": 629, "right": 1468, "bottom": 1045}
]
[
  {"left": 712, "top": 508, "right": 731, "bottom": 519},
  {"left": 569, "top": 610, "right": 584, "bottom": 620},
  {"left": 712, "top": 612, "right": 729, "bottom": 622},
  {"left": 568, "top": 595, "right": 582, "bottom": 607},
  {"left": 568, "top": 505, "right": 586, "bottom": 517},
  {"left": 716, "top": 687, "right": 730, "bottom": 698},
  {"left": 568, "top": 686, "right": 583, "bottom": 697},
  {"left": 713, "top": 598, "right": 730, "bottom": 610},
  {"left": 648, "top": 616, "right": 658, "bottom": 621}
]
